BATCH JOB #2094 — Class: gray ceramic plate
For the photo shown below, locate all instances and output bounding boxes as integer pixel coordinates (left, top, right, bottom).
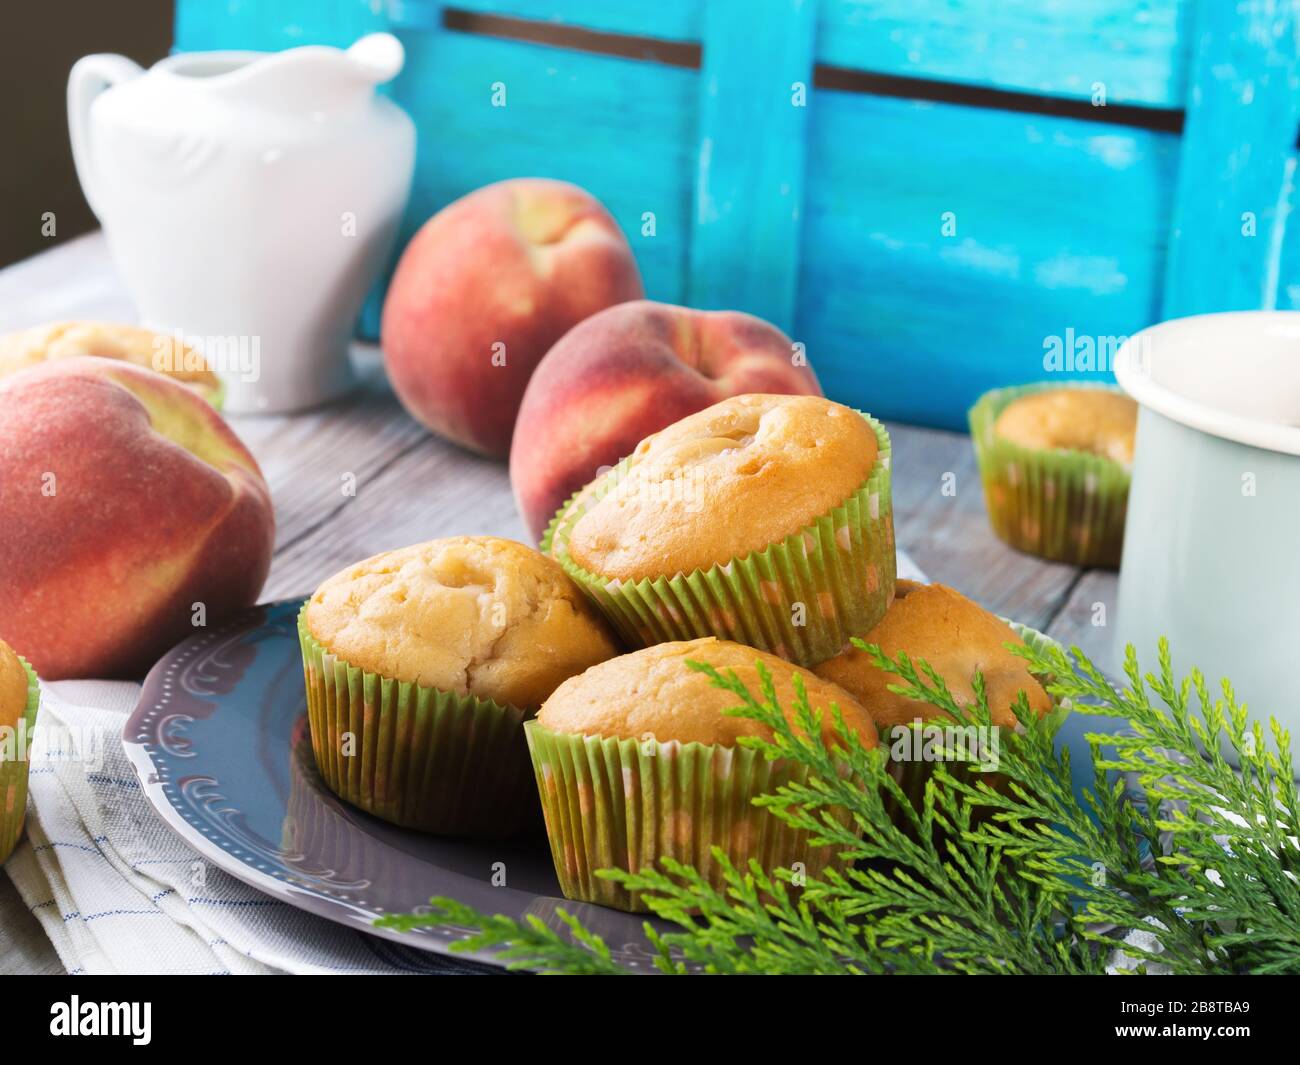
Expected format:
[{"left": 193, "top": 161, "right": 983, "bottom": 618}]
[
  {"left": 122, "top": 598, "right": 667, "bottom": 970},
  {"left": 123, "top": 597, "right": 1130, "bottom": 971}
]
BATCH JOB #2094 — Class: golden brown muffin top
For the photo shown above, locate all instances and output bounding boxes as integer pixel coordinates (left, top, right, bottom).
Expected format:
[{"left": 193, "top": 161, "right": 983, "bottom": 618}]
[
  {"left": 537, "top": 636, "right": 878, "bottom": 749},
  {"left": 0, "top": 321, "right": 221, "bottom": 405},
  {"left": 813, "top": 582, "right": 1052, "bottom": 729},
  {"left": 566, "top": 394, "right": 877, "bottom": 582},
  {"left": 0, "top": 638, "right": 30, "bottom": 732},
  {"left": 305, "top": 537, "right": 619, "bottom": 710},
  {"left": 993, "top": 387, "right": 1137, "bottom": 465}
]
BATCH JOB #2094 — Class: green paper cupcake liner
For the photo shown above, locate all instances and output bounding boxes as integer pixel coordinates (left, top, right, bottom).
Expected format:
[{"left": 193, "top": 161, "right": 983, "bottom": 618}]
[
  {"left": 1, "top": 657, "right": 40, "bottom": 866},
  {"left": 526, "top": 720, "right": 856, "bottom": 912},
  {"left": 880, "top": 622, "right": 1071, "bottom": 830},
  {"left": 298, "top": 608, "right": 536, "bottom": 838},
  {"left": 546, "top": 412, "right": 896, "bottom": 667},
  {"left": 969, "top": 382, "right": 1131, "bottom": 567}
]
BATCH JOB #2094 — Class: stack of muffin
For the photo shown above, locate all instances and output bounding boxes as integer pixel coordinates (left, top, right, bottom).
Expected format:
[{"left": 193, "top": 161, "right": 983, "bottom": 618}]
[{"left": 300, "top": 394, "right": 1059, "bottom": 912}]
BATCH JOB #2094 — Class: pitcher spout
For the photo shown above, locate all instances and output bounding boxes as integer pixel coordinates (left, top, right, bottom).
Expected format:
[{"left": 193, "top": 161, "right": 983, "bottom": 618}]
[{"left": 344, "top": 32, "right": 406, "bottom": 86}]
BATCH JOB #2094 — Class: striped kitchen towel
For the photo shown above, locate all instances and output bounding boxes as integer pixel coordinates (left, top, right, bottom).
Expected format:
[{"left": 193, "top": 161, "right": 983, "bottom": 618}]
[{"left": 3, "top": 678, "right": 494, "bottom": 975}]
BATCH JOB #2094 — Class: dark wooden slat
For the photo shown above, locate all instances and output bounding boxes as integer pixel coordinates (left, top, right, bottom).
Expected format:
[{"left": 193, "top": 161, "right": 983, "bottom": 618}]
[{"left": 399, "top": 0, "right": 703, "bottom": 42}]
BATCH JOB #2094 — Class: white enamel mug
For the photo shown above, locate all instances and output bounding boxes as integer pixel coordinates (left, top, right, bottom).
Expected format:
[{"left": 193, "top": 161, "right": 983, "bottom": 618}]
[{"left": 1114, "top": 312, "right": 1300, "bottom": 763}]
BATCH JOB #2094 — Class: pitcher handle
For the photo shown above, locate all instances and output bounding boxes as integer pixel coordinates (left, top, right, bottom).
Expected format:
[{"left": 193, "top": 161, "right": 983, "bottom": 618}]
[{"left": 68, "top": 54, "right": 144, "bottom": 220}]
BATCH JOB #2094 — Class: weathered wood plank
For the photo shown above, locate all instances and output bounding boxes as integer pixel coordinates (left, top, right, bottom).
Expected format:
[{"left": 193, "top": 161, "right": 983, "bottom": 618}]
[
  {"left": 687, "top": 0, "right": 816, "bottom": 331},
  {"left": 886, "top": 422, "right": 1083, "bottom": 632},
  {"left": 1041, "top": 568, "right": 1121, "bottom": 675},
  {"left": 1162, "top": 0, "right": 1300, "bottom": 315},
  {"left": 261, "top": 421, "right": 523, "bottom": 598},
  {"left": 226, "top": 368, "right": 430, "bottom": 554},
  {"left": 798, "top": 92, "right": 1179, "bottom": 428},
  {"left": 0, "top": 233, "right": 134, "bottom": 331},
  {"left": 817, "top": 0, "right": 1190, "bottom": 109}
]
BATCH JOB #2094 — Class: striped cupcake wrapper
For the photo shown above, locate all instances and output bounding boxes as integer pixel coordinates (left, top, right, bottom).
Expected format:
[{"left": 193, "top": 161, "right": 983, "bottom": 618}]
[
  {"left": 546, "top": 412, "right": 897, "bottom": 667},
  {"left": 298, "top": 608, "right": 536, "bottom": 838},
  {"left": 969, "top": 382, "right": 1131, "bottom": 568},
  {"left": 526, "top": 721, "right": 856, "bottom": 913}
]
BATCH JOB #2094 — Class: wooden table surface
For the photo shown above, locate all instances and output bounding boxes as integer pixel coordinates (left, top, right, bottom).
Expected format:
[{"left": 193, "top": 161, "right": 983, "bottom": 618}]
[{"left": 0, "top": 233, "right": 1118, "bottom": 974}]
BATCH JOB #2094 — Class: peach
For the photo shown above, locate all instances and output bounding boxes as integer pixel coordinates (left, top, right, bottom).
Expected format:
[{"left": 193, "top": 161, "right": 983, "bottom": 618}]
[
  {"left": 510, "top": 300, "right": 821, "bottom": 543},
  {"left": 381, "top": 178, "right": 643, "bottom": 456},
  {"left": 0, "top": 356, "right": 275, "bottom": 679}
]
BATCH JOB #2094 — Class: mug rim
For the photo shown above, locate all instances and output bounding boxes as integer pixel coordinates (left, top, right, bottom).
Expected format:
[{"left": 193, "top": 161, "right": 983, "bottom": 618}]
[{"left": 1114, "top": 310, "right": 1300, "bottom": 457}]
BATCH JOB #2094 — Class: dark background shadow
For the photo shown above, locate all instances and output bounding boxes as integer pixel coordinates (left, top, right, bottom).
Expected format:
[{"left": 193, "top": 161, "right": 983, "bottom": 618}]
[{"left": 1, "top": 1, "right": 173, "bottom": 268}]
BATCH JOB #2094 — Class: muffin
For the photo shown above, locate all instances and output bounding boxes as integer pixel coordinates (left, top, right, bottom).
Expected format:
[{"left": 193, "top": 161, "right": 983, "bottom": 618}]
[
  {"left": 541, "top": 475, "right": 602, "bottom": 561},
  {"left": 527, "top": 637, "right": 878, "bottom": 911},
  {"left": 0, "top": 321, "right": 222, "bottom": 407},
  {"left": 548, "top": 394, "right": 896, "bottom": 666},
  {"left": 813, "top": 581, "right": 1063, "bottom": 815},
  {"left": 0, "top": 638, "right": 39, "bottom": 865},
  {"left": 969, "top": 383, "right": 1136, "bottom": 566},
  {"left": 299, "top": 536, "right": 619, "bottom": 836}
]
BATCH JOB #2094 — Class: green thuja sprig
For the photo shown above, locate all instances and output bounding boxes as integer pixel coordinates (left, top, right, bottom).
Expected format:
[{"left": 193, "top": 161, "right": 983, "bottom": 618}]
[
  {"left": 377, "top": 638, "right": 1300, "bottom": 975},
  {"left": 1000, "top": 637, "right": 1300, "bottom": 974},
  {"left": 375, "top": 898, "right": 630, "bottom": 975}
]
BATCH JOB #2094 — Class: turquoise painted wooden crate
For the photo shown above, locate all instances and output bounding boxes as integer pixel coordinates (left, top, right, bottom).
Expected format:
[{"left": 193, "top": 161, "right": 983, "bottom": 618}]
[{"left": 173, "top": 0, "right": 1300, "bottom": 429}]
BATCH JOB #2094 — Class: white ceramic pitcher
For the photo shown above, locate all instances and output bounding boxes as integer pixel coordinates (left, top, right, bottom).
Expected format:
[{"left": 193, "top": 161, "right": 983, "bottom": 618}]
[{"left": 68, "top": 33, "right": 415, "bottom": 413}]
